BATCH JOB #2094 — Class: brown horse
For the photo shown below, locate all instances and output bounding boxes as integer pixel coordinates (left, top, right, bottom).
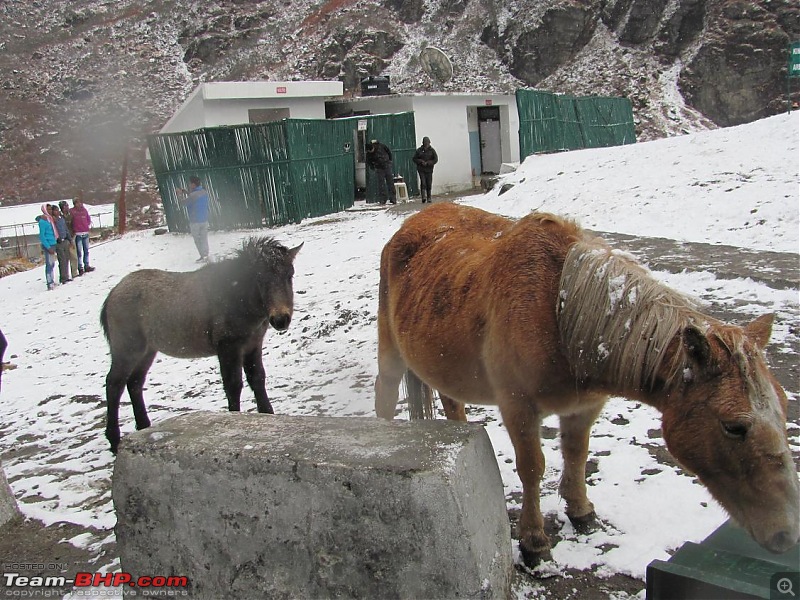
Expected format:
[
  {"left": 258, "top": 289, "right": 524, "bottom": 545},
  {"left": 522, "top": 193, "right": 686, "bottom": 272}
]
[
  {"left": 101, "top": 237, "right": 302, "bottom": 454},
  {"left": 375, "top": 203, "right": 799, "bottom": 566}
]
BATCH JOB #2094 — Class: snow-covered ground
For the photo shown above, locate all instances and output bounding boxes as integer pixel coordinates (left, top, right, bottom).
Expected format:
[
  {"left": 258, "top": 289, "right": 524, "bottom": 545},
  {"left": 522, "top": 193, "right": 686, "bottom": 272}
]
[{"left": 0, "top": 111, "right": 797, "bottom": 597}]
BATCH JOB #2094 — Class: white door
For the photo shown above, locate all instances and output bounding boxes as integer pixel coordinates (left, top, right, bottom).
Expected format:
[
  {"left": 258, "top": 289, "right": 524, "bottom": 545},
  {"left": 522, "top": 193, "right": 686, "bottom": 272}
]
[{"left": 479, "top": 119, "right": 502, "bottom": 174}]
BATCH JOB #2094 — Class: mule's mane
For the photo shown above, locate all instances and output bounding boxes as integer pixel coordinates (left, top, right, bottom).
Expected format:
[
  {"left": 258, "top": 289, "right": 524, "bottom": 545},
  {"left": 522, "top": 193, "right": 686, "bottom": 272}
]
[
  {"left": 557, "top": 240, "right": 711, "bottom": 393},
  {"left": 237, "top": 236, "right": 290, "bottom": 265}
]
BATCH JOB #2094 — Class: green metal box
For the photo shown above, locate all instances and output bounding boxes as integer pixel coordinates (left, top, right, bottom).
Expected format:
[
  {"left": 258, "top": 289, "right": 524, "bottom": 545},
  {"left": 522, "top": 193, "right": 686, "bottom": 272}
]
[{"left": 646, "top": 520, "right": 799, "bottom": 600}]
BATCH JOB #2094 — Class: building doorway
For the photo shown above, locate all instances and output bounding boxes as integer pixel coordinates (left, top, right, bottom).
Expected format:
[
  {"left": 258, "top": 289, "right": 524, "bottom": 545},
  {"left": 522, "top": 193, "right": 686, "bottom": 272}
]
[{"left": 478, "top": 106, "right": 502, "bottom": 174}]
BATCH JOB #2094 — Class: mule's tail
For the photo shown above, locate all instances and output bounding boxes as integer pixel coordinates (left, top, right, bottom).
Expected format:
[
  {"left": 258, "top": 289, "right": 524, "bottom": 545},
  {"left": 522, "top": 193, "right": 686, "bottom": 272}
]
[
  {"left": 402, "top": 370, "right": 435, "bottom": 420},
  {"left": 99, "top": 296, "right": 111, "bottom": 342}
]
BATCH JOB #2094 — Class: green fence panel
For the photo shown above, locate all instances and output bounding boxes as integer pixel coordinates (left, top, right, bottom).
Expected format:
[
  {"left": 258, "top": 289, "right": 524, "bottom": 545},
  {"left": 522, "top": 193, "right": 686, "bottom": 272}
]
[
  {"left": 285, "top": 118, "right": 356, "bottom": 220},
  {"left": 517, "top": 88, "right": 636, "bottom": 159},
  {"left": 574, "top": 96, "right": 636, "bottom": 148},
  {"left": 148, "top": 117, "right": 360, "bottom": 233},
  {"left": 517, "top": 89, "right": 582, "bottom": 154},
  {"left": 350, "top": 112, "right": 417, "bottom": 202}
]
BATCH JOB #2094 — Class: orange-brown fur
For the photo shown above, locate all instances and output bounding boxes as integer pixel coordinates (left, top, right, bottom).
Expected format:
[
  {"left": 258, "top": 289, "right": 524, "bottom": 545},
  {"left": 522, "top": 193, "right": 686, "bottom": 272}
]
[{"left": 376, "top": 203, "right": 799, "bottom": 566}]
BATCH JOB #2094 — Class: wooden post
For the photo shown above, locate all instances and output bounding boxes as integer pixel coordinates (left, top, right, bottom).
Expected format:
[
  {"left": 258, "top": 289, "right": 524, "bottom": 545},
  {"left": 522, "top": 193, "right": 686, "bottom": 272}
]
[{"left": 118, "top": 146, "right": 128, "bottom": 235}]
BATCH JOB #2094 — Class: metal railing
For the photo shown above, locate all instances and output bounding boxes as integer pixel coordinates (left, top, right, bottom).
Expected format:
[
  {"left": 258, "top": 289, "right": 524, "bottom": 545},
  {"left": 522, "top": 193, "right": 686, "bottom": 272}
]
[{"left": 0, "top": 210, "right": 113, "bottom": 261}]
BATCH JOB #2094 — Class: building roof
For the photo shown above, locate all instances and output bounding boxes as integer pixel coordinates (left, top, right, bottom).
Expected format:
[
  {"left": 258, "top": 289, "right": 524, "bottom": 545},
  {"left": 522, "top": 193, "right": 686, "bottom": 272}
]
[{"left": 326, "top": 91, "right": 516, "bottom": 104}]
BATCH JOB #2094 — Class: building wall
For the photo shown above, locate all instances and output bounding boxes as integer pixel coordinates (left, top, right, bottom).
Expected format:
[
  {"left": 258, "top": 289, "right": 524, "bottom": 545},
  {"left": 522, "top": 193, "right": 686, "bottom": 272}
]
[
  {"left": 203, "top": 97, "right": 328, "bottom": 128},
  {"left": 160, "top": 82, "right": 343, "bottom": 134},
  {"left": 161, "top": 88, "right": 206, "bottom": 134},
  {"left": 413, "top": 95, "right": 519, "bottom": 194}
]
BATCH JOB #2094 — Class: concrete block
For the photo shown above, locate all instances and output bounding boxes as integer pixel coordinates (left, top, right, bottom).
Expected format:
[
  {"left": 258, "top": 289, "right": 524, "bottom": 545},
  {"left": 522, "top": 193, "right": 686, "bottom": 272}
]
[
  {"left": 0, "top": 460, "right": 20, "bottom": 528},
  {"left": 113, "top": 412, "right": 512, "bottom": 599}
]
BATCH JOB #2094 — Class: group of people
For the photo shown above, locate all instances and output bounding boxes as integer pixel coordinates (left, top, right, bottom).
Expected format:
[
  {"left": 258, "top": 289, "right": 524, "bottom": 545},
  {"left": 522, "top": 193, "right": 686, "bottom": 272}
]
[
  {"left": 36, "top": 196, "right": 94, "bottom": 291},
  {"left": 365, "top": 136, "right": 438, "bottom": 205}
]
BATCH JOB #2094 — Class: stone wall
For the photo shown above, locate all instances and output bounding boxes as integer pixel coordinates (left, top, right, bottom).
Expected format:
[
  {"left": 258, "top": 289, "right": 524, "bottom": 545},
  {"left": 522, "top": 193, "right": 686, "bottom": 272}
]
[{"left": 0, "top": 460, "right": 20, "bottom": 528}]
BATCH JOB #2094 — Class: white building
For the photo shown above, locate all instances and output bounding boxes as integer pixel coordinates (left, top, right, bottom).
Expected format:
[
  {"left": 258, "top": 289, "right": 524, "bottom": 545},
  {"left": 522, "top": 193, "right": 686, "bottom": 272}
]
[
  {"left": 159, "top": 81, "right": 345, "bottom": 134},
  {"left": 159, "top": 82, "right": 520, "bottom": 196}
]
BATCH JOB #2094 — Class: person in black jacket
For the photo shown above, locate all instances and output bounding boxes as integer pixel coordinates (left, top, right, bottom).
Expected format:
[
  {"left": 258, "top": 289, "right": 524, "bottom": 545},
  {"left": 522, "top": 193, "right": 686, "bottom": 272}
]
[
  {"left": 0, "top": 328, "right": 6, "bottom": 393},
  {"left": 412, "top": 136, "right": 438, "bottom": 203},
  {"left": 365, "top": 140, "right": 396, "bottom": 205}
]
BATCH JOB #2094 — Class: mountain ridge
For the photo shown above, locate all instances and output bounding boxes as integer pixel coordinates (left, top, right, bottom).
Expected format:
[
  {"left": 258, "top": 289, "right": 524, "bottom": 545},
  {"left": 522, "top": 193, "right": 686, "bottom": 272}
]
[{"left": 0, "top": 0, "right": 796, "bottom": 207}]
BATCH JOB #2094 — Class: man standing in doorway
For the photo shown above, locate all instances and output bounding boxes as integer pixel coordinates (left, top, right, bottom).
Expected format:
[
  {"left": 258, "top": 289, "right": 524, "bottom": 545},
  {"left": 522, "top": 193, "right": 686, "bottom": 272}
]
[
  {"left": 413, "top": 136, "right": 438, "bottom": 203},
  {"left": 365, "top": 140, "right": 396, "bottom": 205},
  {"left": 179, "top": 176, "right": 210, "bottom": 262}
]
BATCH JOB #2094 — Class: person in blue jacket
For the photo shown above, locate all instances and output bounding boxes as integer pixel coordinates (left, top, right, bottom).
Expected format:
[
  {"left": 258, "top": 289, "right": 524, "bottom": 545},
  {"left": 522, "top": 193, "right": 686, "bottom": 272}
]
[
  {"left": 36, "top": 204, "right": 58, "bottom": 290},
  {"left": 179, "top": 176, "right": 210, "bottom": 262}
]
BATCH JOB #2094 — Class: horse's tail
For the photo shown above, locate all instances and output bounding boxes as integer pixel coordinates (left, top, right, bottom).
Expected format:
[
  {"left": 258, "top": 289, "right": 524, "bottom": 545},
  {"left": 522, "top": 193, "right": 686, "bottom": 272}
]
[{"left": 402, "top": 370, "right": 435, "bottom": 420}]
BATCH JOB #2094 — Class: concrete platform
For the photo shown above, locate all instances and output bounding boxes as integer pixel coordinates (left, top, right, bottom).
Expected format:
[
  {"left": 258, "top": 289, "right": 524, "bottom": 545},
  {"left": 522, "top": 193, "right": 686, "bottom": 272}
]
[{"left": 113, "top": 411, "right": 513, "bottom": 599}]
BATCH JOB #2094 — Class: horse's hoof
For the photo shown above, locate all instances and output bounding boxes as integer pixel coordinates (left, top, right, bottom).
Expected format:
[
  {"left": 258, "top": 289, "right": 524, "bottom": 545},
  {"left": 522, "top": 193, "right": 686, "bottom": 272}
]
[
  {"left": 568, "top": 510, "right": 599, "bottom": 535},
  {"left": 519, "top": 542, "right": 552, "bottom": 568}
]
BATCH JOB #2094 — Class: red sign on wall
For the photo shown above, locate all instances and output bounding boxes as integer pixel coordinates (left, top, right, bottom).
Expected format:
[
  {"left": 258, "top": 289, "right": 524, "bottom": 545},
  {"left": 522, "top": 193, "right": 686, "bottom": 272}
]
[
  {"left": 485, "top": 99, "right": 493, "bottom": 106},
  {"left": 276, "top": 86, "right": 287, "bottom": 94}
]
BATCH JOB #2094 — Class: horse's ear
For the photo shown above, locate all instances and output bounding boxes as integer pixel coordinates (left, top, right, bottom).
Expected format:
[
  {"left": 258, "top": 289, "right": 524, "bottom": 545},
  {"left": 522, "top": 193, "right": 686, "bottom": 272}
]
[
  {"left": 682, "top": 325, "right": 711, "bottom": 367},
  {"left": 743, "top": 313, "right": 774, "bottom": 349},
  {"left": 288, "top": 242, "right": 303, "bottom": 261}
]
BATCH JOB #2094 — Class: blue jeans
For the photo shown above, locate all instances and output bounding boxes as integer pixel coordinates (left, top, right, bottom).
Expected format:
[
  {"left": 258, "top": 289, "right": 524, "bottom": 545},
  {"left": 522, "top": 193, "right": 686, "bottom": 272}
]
[
  {"left": 75, "top": 233, "right": 90, "bottom": 269},
  {"left": 43, "top": 249, "right": 55, "bottom": 286}
]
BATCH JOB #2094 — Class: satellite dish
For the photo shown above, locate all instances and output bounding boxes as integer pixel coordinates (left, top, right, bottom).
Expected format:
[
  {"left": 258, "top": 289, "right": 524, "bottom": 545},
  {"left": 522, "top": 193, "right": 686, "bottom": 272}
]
[{"left": 419, "top": 47, "right": 453, "bottom": 84}]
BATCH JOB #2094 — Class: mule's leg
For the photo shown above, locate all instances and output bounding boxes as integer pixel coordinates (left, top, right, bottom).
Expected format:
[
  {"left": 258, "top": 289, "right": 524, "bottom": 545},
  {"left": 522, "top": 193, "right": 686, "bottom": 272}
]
[
  {"left": 217, "top": 342, "right": 244, "bottom": 412},
  {"left": 243, "top": 345, "right": 273, "bottom": 414},
  {"left": 127, "top": 351, "right": 157, "bottom": 432},
  {"left": 559, "top": 402, "right": 604, "bottom": 533},
  {"left": 499, "top": 397, "right": 550, "bottom": 566},
  {"left": 440, "top": 393, "right": 467, "bottom": 421},
  {"left": 105, "top": 356, "right": 137, "bottom": 454}
]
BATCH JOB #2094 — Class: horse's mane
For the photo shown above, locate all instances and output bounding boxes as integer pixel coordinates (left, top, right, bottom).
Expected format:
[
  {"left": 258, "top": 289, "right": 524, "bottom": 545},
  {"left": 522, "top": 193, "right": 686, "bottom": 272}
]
[{"left": 557, "top": 240, "right": 712, "bottom": 393}]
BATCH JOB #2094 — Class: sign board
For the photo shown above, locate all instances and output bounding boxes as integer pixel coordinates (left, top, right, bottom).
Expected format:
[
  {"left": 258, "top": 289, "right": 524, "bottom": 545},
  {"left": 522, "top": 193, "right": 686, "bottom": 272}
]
[
  {"left": 485, "top": 99, "right": 493, "bottom": 106},
  {"left": 790, "top": 42, "right": 800, "bottom": 78},
  {"left": 357, "top": 119, "right": 367, "bottom": 131},
  {"left": 276, "top": 86, "right": 287, "bottom": 94}
]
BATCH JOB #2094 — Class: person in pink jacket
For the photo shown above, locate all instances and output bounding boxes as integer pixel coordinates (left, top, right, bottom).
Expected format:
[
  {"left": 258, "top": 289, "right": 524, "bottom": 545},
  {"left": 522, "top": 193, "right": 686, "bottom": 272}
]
[{"left": 70, "top": 194, "right": 95, "bottom": 274}]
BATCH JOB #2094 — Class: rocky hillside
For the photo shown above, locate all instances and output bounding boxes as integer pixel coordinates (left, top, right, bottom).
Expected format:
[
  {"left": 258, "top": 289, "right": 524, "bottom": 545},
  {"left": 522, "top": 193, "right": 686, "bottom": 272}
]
[{"left": 0, "top": 0, "right": 797, "bottom": 208}]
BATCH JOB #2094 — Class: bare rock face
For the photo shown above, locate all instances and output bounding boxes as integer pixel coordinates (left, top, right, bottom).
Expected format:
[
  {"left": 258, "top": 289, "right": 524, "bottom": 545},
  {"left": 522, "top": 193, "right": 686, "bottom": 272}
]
[
  {"left": 679, "top": 0, "right": 799, "bottom": 126},
  {"left": 619, "top": 0, "right": 670, "bottom": 44},
  {"left": 316, "top": 28, "right": 405, "bottom": 89},
  {"left": 652, "top": 0, "right": 705, "bottom": 57},
  {"left": 481, "top": 4, "right": 600, "bottom": 85}
]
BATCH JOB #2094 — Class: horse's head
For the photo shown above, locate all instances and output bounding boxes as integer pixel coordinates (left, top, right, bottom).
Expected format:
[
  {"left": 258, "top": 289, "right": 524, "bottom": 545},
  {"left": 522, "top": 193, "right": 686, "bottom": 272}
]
[
  {"left": 660, "top": 313, "right": 799, "bottom": 554},
  {"left": 242, "top": 237, "right": 303, "bottom": 331}
]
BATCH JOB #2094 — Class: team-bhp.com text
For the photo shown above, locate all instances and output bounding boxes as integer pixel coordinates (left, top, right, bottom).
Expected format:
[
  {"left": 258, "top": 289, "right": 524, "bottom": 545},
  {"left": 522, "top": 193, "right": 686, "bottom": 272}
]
[{"left": 3, "top": 572, "right": 188, "bottom": 596}]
